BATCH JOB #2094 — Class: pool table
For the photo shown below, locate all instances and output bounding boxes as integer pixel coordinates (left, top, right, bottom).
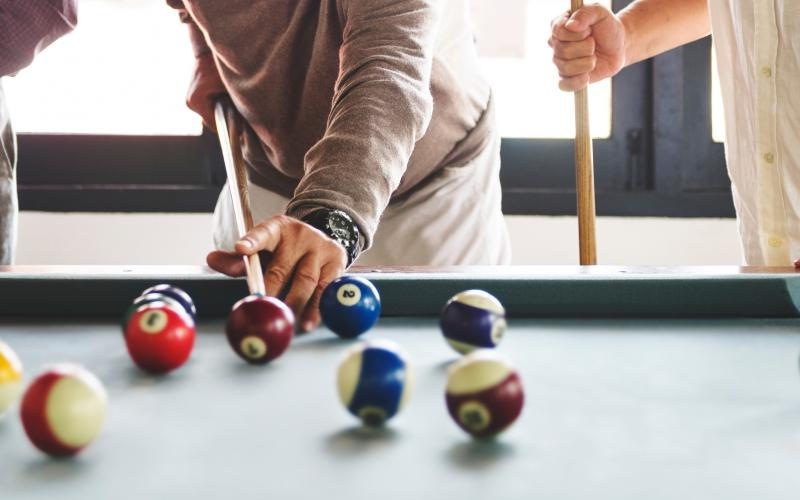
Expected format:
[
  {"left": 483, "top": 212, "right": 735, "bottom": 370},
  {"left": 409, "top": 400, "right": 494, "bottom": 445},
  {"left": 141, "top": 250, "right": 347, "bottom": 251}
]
[{"left": 2, "top": 265, "right": 800, "bottom": 500}]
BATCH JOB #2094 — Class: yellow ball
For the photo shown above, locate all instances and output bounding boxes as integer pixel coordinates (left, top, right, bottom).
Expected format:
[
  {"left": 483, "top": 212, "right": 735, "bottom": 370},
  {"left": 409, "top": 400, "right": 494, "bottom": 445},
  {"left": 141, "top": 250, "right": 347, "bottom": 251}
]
[{"left": 0, "top": 340, "right": 23, "bottom": 415}]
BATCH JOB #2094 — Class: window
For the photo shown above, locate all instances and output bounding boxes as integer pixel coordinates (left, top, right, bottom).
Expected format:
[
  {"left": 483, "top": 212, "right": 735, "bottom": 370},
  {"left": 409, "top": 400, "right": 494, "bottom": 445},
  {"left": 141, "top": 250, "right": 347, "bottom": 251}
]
[
  {"left": 10, "top": 0, "right": 733, "bottom": 217},
  {"left": 485, "top": 0, "right": 733, "bottom": 217},
  {"left": 4, "top": 0, "right": 199, "bottom": 135},
  {"left": 8, "top": 0, "right": 222, "bottom": 212},
  {"left": 473, "top": 0, "right": 612, "bottom": 138}
]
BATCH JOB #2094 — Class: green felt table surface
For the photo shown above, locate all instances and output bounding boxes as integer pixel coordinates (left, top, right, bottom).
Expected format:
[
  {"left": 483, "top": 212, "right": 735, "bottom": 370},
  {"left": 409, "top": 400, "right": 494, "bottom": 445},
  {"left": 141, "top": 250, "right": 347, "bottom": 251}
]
[{"left": 2, "top": 316, "right": 800, "bottom": 499}]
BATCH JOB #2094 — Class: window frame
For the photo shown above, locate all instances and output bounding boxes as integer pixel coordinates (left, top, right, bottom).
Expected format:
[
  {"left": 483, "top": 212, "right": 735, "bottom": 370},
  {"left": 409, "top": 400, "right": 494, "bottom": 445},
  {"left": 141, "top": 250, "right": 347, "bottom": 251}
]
[
  {"left": 502, "top": 22, "right": 732, "bottom": 217},
  {"left": 17, "top": 131, "right": 225, "bottom": 212}
]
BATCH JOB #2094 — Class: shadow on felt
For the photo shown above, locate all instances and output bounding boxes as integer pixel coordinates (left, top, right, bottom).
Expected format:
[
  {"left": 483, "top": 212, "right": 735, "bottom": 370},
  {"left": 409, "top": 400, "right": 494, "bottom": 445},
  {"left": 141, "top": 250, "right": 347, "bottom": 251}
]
[
  {"left": 445, "top": 438, "right": 515, "bottom": 470},
  {"left": 17, "top": 454, "right": 90, "bottom": 485},
  {"left": 324, "top": 425, "right": 400, "bottom": 457}
]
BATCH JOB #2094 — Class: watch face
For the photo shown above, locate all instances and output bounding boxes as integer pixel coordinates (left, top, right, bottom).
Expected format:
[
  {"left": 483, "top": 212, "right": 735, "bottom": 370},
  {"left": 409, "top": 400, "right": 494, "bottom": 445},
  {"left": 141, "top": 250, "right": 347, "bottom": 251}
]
[
  {"left": 328, "top": 213, "right": 347, "bottom": 231},
  {"left": 327, "top": 213, "right": 354, "bottom": 245}
]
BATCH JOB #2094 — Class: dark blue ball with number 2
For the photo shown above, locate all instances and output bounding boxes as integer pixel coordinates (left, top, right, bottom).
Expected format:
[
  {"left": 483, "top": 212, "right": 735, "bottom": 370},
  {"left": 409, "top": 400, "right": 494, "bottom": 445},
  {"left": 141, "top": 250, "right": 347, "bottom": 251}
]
[{"left": 321, "top": 276, "right": 381, "bottom": 339}]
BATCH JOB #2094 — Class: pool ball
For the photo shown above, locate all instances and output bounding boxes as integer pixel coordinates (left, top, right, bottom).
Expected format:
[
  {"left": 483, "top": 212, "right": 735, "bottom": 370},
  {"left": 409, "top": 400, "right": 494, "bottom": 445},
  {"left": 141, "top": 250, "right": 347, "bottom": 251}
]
[
  {"left": 440, "top": 290, "right": 506, "bottom": 354},
  {"left": 124, "top": 302, "right": 196, "bottom": 374},
  {"left": 20, "top": 364, "right": 107, "bottom": 457},
  {"left": 445, "top": 350, "right": 524, "bottom": 438},
  {"left": 140, "top": 284, "right": 197, "bottom": 319},
  {"left": 320, "top": 276, "right": 381, "bottom": 338},
  {"left": 337, "top": 340, "right": 413, "bottom": 426},
  {"left": 122, "top": 293, "right": 193, "bottom": 331},
  {"left": 226, "top": 295, "right": 294, "bottom": 364},
  {"left": 0, "top": 340, "right": 23, "bottom": 415}
]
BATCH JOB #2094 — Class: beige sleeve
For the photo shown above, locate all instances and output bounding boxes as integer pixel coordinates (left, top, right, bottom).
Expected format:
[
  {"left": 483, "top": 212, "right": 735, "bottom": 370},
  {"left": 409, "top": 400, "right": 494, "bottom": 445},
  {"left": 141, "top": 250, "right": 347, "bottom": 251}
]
[{"left": 285, "top": 0, "right": 439, "bottom": 248}]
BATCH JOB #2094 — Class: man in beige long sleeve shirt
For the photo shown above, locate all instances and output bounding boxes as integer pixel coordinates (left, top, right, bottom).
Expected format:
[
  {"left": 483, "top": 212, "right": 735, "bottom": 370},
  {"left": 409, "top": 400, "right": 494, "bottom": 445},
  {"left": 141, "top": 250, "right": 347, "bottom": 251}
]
[
  {"left": 168, "top": 0, "right": 510, "bottom": 330},
  {"left": 549, "top": 0, "right": 800, "bottom": 266}
]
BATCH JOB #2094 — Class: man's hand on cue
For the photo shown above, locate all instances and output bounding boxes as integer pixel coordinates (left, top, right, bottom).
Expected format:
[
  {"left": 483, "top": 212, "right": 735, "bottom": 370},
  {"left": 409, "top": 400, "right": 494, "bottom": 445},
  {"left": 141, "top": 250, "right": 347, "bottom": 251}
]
[
  {"left": 187, "top": 51, "right": 226, "bottom": 131},
  {"left": 549, "top": 3, "right": 625, "bottom": 92},
  {"left": 206, "top": 215, "right": 348, "bottom": 332}
]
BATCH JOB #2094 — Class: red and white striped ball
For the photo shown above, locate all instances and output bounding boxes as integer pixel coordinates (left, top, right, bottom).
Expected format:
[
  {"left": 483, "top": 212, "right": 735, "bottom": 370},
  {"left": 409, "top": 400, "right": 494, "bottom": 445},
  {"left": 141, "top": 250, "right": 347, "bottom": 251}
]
[
  {"left": 445, "top": 350, "right": 524, "bottom": 438},
  {"left": 20, "top": 364, "right": 107, "bottom": 456}
]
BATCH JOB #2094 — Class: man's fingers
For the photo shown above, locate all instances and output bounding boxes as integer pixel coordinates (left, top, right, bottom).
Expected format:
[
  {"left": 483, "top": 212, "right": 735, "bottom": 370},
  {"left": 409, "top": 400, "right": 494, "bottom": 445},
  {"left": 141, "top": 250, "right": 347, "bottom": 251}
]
[
  {"left": 283, "top": 253, "right": 321, "bottom": 330},
  {"left": 300, "top": 264, "right": 339, "bottom": 333},
  {"left": 551, "top": 16, "right": 591, "bottom": 43},
  {"left": 565, "top": 4, "right": 612, "bottom": 33},
  {"left": 237, "top": 216, "right": 287, "bottom": 255},
  {"left": 554, "top": 55, "right": 596, "bottom": 78},
  {"left": 214, "top": 215, "right": 350, "bottom": 329},
  {"left": 262, "top": 250, "right": 296, "bottom": 299},
  {"left": 186, "top": 92, "right": 216, "bottom": 130},
  {"left": 550, "top": 4, "right": 625, "bottom": 93},
  {"left": 185, "top": 52, "right": 227, "bottom": 130},
  {"left": 199, "top": 102, "right": 217, "bottom": 132},
  {"left": 206, "top": 250, "right": 247, "bottom": 277},
  {"left": 550, "top": 11, "right": 569, "bottom": 31},
  {"left": 551, "top": 36, "right": 596, "bottom": 61}
]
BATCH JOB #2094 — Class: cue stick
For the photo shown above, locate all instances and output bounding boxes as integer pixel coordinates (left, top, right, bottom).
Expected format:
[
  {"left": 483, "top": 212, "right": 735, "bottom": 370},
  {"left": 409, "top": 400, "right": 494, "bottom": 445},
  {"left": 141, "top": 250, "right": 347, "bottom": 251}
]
[
  {"left": 571, "top": 0, "right": 597, "bottom": 265},
  {"left": 214, "top": 97, "right": 267, "bottom": 296}
]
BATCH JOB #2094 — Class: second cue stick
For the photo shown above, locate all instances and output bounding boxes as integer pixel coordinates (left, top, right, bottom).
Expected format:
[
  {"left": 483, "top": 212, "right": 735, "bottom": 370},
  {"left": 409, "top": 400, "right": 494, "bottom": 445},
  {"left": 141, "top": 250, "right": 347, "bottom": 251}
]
[
  {"left": 214, "top": 98, "right": 267, "bottom": 296},
  {"left": 571, "top": 0, "right": 598, "bottom": 265}
]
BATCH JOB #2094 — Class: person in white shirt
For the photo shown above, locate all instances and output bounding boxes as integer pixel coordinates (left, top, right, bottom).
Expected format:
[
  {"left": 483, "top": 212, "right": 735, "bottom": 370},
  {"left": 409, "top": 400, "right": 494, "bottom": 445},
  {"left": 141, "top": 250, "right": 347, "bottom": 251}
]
[{"left": 548, "top": 0, "right": 799, "bottom": 266}]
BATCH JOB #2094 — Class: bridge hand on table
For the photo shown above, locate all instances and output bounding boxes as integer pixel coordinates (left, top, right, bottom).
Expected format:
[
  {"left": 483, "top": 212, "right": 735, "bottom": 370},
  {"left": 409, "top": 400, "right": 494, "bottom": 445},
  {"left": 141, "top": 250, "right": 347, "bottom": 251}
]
[{"left": 206, "top": 214, "right": 348, "bottom": 332}]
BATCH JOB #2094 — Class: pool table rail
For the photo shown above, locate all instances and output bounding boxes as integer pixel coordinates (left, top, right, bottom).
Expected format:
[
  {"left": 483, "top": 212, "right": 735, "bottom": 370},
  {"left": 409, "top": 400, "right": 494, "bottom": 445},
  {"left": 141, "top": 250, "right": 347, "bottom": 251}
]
[{"left": 0, "top": 265, "right": 798, "bottom": 318}]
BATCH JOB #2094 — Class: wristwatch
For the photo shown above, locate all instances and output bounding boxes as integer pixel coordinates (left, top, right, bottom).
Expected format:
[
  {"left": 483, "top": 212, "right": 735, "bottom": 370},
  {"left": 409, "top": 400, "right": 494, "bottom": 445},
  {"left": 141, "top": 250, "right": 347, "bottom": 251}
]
[{"left": 302, "top": 209, "right": 361, "bottom": 266}]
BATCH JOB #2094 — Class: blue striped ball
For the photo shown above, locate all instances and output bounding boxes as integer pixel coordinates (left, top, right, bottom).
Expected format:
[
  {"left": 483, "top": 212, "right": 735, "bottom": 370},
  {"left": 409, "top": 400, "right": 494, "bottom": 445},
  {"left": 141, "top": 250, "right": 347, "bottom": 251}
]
[
  {"left": 336, "top": 340, "right": 413, "bottom": 426},
  {"left": 440, "top": 290, "right": 506, "bottom": 354}
]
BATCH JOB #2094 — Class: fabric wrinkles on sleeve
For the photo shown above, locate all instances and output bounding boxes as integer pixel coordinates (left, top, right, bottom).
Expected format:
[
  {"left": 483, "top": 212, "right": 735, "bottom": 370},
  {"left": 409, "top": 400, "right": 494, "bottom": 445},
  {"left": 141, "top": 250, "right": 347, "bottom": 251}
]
[
  {"left": 285, "top": 0, "right": 439, "bottom": 249},
  {"left": 0, "top": 0, "right": 77, "bottom": 76}
]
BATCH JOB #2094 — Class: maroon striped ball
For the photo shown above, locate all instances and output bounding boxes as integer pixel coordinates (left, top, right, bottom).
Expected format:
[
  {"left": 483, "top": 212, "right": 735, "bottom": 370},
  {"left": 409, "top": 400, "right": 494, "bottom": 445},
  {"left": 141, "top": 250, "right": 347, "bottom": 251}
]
[{"left": 445, "top": 350, "right": 524, "bottom": 438}]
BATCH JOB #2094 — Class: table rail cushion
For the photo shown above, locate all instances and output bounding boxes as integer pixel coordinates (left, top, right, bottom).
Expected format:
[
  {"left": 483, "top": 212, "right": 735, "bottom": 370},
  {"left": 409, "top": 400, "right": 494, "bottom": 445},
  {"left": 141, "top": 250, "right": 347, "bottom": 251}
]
[{"left": 0, "top": 266, "right": 799, "bottom": 318}]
